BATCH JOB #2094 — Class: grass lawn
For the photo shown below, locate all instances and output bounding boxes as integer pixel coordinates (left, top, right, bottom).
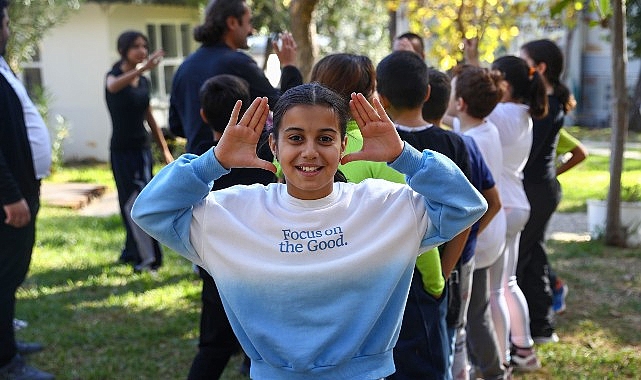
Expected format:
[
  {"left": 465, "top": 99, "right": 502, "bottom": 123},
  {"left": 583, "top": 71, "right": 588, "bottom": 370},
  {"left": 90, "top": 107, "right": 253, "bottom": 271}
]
[{"left": 14, "top": 133, "right": 641, "bottom": 379}]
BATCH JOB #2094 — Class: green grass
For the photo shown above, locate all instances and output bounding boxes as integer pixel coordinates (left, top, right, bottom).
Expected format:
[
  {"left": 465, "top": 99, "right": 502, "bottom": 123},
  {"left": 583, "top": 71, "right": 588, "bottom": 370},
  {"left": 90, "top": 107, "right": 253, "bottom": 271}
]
[
  {"left": 16, "top": 148, "right": 641, "bottom": 379},
  {"left": 557, "top": 155, "right": 641, "bottom": 212}
]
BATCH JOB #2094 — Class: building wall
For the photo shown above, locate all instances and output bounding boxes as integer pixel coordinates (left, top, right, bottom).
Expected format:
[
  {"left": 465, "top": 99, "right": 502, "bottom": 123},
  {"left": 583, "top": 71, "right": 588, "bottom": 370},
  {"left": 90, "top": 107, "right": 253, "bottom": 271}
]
[{"left": 41, "top": 2, "right": 199, "bottom": 162}]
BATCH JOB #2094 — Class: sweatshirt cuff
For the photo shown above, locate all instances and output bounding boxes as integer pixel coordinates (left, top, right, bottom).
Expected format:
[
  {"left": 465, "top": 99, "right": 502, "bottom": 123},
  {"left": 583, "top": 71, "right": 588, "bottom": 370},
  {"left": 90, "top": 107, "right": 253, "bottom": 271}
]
[
  {"left": 388, "top": 142, "right": 427, "bottom": 177},
  {"left": 190, "top": 147, "right": 230, "bottom": 183}
]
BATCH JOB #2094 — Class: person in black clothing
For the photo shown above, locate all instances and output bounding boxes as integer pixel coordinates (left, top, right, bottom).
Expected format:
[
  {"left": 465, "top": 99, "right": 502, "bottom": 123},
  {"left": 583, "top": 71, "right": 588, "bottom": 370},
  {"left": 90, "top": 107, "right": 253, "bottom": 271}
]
[
  {"left": 376, "top": 50, "right": 473, "bottom": 380},
  {"left": 169, "top": 2, "right": 302, "bottom": 377},
  {"left": 105, "top": 30, "right": 174, "bottom": 272},
  {"left": 0, "top": 0, "right": 54, "bottom": 377},
  {"left": 518, "top": 39, "right": 576, "bottom": 343}
]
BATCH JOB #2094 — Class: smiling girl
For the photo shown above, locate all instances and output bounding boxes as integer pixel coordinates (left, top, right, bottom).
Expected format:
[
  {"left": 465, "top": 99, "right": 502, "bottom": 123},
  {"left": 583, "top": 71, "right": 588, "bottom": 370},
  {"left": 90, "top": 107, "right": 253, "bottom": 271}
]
[{"left": 132, "top": 83, "right": 486, "bottom": 379}]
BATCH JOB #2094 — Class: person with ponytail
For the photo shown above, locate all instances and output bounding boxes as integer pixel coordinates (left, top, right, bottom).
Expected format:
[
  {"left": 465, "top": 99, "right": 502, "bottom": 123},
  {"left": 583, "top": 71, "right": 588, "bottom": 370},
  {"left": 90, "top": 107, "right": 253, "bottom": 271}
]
[
  {"left": 485, "top": 55, "right": 548, "bottom": 372},
  {"left": 105, "top": 30, "right": 174, "bottom": 272},
  {"left": 518, "top": 39, "right": 576, "bottom": 344}
]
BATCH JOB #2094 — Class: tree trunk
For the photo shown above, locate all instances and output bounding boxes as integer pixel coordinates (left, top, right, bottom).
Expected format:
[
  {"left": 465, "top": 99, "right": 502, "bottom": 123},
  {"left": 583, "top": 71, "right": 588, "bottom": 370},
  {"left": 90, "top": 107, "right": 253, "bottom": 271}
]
[
  {"left": 289, "top": 0, "right": 319, "bottom": 82},
  {"left": 605, "top": 0, "right": 628, "bottom": 246}
]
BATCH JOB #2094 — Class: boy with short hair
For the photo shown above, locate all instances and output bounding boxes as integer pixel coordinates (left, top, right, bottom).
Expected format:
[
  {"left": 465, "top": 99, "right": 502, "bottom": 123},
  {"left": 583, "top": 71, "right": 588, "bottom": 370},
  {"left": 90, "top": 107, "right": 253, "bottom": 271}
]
[
  {"left": 376, "top": 51, "right": 473, "bottom": 380},
  {"left": 188, "top": 74, "right": 275, "bottom": 379}
]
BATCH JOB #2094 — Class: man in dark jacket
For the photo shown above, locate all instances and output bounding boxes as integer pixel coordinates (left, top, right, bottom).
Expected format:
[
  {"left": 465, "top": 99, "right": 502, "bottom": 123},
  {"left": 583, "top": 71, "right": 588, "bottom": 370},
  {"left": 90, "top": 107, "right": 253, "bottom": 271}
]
[{"left": 0, "top": 0, "right": 54, "bottom": 378}]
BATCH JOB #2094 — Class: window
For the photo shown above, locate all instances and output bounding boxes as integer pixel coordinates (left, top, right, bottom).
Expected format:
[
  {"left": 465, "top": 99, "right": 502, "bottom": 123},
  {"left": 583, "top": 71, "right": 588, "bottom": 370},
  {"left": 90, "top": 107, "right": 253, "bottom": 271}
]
[
  {"left": 20, "top": 47, "right": 43, "bottom": 99},
  {"left": 146, "top": 22, "right": 193, "bottom": 101}
]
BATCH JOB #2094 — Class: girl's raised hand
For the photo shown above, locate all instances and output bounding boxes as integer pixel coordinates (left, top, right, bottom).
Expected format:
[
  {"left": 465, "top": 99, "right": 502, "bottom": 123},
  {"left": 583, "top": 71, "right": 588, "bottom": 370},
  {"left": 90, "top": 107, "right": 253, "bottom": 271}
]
[
  {"left": 342, "top": 93, "right": 404, "bottom": 165},
  {"left": 214, "top": 97, "right": 276, "bottom": 173}
]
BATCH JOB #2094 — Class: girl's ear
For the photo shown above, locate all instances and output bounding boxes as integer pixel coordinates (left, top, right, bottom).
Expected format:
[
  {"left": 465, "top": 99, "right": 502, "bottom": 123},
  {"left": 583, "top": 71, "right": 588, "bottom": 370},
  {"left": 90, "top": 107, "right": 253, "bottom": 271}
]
[
  {"left": 341, "top": 135, "right": 348, "bottom": 157},
  {"left": 268, "top": 133, "right": 278, "bottom": 160}
]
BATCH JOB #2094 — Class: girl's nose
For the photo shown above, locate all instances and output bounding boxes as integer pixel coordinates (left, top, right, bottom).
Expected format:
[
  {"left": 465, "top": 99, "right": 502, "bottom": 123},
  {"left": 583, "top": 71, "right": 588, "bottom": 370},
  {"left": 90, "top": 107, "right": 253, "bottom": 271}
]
[{"left": 301, "top": 141, "right": 318, "bottom": 159}]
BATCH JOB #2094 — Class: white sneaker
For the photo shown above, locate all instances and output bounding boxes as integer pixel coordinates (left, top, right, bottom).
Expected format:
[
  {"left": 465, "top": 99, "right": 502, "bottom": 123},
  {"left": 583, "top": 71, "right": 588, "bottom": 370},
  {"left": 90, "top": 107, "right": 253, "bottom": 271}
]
[
  {"left": 510, "top": 350, "right": 541, "bottom": 372},
  {"left": 533, "top": 332, "right": 559, "bottom": 344}
]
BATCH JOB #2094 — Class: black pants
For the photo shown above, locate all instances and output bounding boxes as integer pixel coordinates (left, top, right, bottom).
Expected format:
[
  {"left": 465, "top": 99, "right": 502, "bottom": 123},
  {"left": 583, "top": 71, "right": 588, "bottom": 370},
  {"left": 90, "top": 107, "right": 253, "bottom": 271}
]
[
  {"left": 389, "top": 268, "right": 449, "bottom": 380},
  {"left": 187, "top": 268, "right": 245, "bottom": 380},
  {"left": 110, "top": 148, "right": 162, "bottom": 267},
  {"left": 517, "top": 179, "right": 561, "bottom": 337},
  {"left": 0, "top": 198, "right": 38, "bottom": 366}
]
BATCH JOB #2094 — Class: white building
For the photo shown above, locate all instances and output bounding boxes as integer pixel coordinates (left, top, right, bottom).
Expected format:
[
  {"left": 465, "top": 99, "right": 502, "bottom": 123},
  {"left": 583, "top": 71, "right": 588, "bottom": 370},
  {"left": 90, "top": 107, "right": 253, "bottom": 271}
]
[{"left": 21, "top": 1, "right": 201, "bottom": 162}]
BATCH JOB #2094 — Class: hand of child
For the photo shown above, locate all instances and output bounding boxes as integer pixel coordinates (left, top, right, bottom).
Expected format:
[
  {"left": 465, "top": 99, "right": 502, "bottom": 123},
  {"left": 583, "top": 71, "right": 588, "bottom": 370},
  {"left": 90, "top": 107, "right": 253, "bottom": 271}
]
[
  {"left": 343, "top": 93, "right": 404, "bottom": 165},
  {"left": 214, "top": 97, "right": 277, "bottom": 173}
]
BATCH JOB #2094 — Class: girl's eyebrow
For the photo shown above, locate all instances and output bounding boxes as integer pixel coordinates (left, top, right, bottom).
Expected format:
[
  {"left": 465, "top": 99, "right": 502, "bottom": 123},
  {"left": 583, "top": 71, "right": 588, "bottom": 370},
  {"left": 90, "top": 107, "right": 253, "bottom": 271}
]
[{"left": 282, "top": 126, "right": 339, "bottom": 134}]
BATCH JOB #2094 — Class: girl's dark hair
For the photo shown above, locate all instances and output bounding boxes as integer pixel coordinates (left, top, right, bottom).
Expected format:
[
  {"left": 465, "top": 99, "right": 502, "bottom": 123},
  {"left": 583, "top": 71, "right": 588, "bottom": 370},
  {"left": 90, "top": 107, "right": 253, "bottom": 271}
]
[
  {"left": 271, "top": 83, "right": 349, "bottom": 140},
  {"left": 310, "top": 53, "right": 376, "bottom": 102},
  {"left": 521, "top": 39, "right": 575, "bottom": 113},
  {"left": 451, "top": 64, "right": 503, "bottom": 119},
  {"left": 491, "top": 55, "right": 548, "bottom": 119},
  {"left": 115, "top": 30, "right": 147, "bottom": 65},
  {"left": 194, "top": 0, "right": 247, "bottom": 45}
]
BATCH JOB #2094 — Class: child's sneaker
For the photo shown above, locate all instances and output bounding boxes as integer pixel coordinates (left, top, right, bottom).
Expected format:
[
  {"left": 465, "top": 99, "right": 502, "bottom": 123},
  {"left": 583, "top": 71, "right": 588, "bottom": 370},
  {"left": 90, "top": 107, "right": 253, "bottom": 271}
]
[
  {"left": 510, "top": 347, "right": 541, "bottom": 372},
  {"left": 553, "top": 279, "right": 568, "bottom": 314}
]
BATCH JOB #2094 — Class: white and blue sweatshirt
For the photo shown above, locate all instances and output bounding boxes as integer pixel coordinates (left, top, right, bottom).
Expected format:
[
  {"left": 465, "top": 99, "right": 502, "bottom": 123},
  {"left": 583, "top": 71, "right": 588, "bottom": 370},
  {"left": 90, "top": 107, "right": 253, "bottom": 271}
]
[{"left": 131, "top": 143, "right": 487, "bottom": 379}]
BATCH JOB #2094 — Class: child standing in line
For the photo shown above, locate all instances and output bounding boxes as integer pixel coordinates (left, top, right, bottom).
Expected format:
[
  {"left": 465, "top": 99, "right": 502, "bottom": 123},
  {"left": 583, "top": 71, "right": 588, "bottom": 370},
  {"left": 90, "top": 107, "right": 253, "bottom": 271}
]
[
  {"left": 132, "top": 83, "right": 487, "bottom": 379},
  {"left": 487, "top": 55, "right": 548, "bottom": 371},
  {"left": 376, "top": 51, "right": 475, "bottom": 380},
  {"left": 518, "top": 39, "right": 578, "bottom": 343},
  {"left": 446, "top": 64, "right": 510, "bottom": 379}
]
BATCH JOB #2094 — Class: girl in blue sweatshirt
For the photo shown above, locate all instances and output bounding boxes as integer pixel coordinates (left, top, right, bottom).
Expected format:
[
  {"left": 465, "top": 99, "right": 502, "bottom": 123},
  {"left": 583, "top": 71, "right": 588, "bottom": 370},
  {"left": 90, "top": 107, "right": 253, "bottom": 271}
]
[{"left": 132, "top": 83, "right": 486, "bottom": 379}]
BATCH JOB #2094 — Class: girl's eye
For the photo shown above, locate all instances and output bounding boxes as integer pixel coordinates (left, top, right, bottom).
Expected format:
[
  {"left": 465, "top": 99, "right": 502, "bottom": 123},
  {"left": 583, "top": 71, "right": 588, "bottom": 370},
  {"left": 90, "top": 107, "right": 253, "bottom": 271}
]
[
  {"left": 319, "top": 136, "right": 334, "bottom": 144},
  {"left": 287, "top": 135, "right": 303, "bottom": 142}
]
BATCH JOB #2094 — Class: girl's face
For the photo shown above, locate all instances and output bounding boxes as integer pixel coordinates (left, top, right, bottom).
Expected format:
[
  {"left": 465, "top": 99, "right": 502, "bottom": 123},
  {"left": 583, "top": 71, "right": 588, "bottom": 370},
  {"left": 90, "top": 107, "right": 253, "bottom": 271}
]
[
  {"left": 270, "top": 104, "right": 346, "bottom": 200},
  {"left": 126, "top": 36, "right": 149, "bottom": 64}
]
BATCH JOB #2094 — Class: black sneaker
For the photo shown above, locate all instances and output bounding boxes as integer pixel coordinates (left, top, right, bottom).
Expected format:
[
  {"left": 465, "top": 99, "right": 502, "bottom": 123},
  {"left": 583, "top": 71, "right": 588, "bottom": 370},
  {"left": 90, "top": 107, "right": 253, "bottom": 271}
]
[{"left": 0, "top": 355, "right": 54, "bottom": 380}]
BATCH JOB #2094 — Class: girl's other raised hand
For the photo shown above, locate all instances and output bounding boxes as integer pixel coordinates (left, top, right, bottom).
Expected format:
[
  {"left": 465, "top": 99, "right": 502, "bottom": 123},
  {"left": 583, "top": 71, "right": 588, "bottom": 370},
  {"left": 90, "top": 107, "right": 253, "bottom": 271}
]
[
  {"left": 214, "top": 97, "right": 276, "bottom": 173},
  {"left": 343, "top": 93, "right": 404, "bottom": 165}
]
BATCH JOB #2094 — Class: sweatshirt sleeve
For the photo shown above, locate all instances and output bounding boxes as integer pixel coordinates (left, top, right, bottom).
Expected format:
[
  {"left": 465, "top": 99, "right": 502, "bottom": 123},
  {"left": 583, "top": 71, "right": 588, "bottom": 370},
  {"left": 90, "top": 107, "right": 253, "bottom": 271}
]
[
  {"left": 389, "top": 142, "right": 488, "bottom": 249},
  {"left": 131, "top": 147, "right": 229, "bottom": 265}
]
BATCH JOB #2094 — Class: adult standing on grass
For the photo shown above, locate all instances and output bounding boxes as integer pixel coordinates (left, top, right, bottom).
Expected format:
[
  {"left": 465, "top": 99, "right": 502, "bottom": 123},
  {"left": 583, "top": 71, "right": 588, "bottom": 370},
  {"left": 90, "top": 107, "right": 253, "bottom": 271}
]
[
  {"left": 132, "top": 83, "right": 487, "bottom": 379},
  {"left": 0, "top": 0, "right": 54, "bottom": 377},
  {"left": 167, "top": 0, "right": 302, "bottom": 378},
  {"left": 518, "top": 39, "right": 578, "bottom": 341},
  {"left": 105, "top": 30, "right": 174, "bottom": 272}
]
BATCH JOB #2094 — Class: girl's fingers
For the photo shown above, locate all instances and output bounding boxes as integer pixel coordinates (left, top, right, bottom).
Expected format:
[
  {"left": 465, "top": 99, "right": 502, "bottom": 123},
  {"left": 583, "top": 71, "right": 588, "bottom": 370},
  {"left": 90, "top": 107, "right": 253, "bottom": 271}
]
[
  {"left": 372, "top": 97, "right": 393, "bottom": 124},
  {"left": 356, "top": 93, "right": 382, "bottom": 122},
  {"left": 228, "top": 100, "right": 243, "bottom": 127},
  {"left": 246, "top": 97, "right": 268, "bottom": 131},
  {"left": 349, "top": 93, "right": 369, "bottom": 123}
]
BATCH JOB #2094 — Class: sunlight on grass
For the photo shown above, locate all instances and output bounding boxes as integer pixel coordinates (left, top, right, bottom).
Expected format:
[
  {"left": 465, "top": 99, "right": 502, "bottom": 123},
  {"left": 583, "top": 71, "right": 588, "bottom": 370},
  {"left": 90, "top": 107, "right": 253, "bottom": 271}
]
[{"left": 557, "top": 154, "right": 641, "bottom": 212}]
